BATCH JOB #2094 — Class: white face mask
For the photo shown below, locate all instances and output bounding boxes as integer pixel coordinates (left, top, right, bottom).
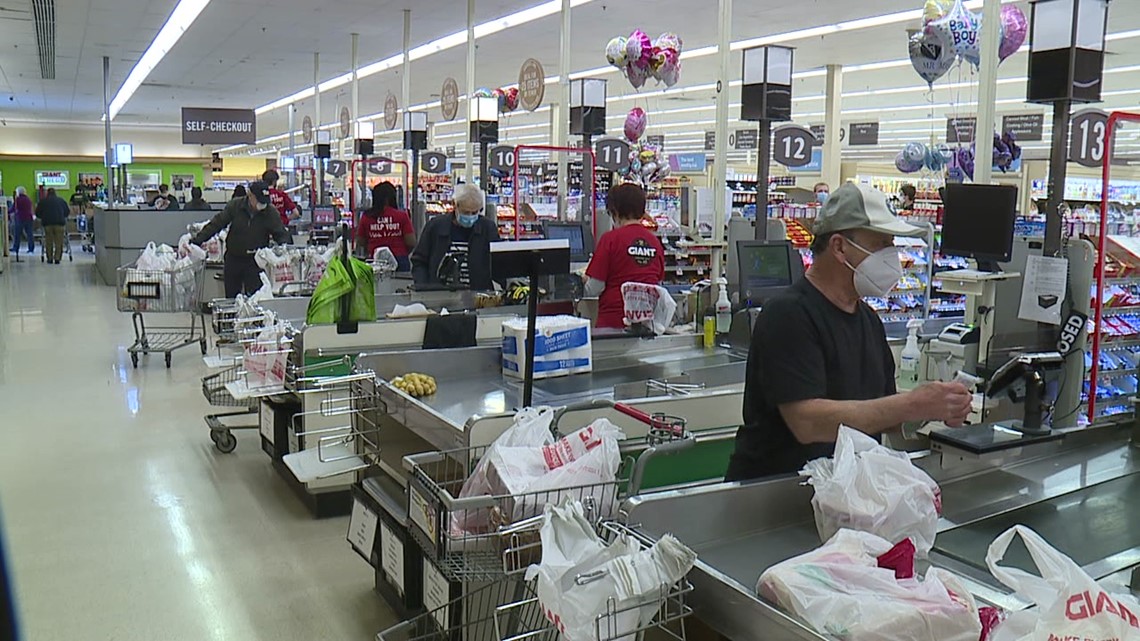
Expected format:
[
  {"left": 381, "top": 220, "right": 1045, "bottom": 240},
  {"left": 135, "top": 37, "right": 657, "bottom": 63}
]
[{"left": 841, "top": 237, "right": 902, "bottom": 298}]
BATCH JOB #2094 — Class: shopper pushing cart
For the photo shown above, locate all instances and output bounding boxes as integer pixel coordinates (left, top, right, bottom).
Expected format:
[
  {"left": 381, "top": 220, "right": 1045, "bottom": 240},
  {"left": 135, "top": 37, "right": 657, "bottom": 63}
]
[{"left": 191, "top": 181, "right": 290, "bottom": 298}]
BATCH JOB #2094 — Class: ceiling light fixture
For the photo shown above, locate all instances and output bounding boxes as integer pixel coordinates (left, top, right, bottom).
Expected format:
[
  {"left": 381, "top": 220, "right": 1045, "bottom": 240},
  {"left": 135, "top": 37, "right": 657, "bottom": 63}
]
[{"left": 107, "top": 0, "right": 211, "bottom": 120}]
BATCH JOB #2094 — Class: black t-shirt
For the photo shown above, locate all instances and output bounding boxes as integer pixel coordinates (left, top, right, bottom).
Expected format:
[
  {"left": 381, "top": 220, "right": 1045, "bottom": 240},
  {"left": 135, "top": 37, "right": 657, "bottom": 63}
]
[{"left": 726, "top": 278, "right": 896, "bottom": 481}]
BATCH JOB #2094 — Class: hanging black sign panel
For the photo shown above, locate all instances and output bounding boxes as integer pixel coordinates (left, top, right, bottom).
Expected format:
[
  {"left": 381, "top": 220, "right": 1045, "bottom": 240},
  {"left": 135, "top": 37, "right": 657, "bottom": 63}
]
[
  {"left": 595, "top": 138, "right": 631, "bottom": 172},
  {"left": 182, "top": 107, "right": 256, "bottom": 145},
  {"left": 645, "top": 134, "right": 665, "bottom": 149},
  {"left": 946, "top": 117, "right": 977, "bottom": 144},
  {"left": 773, "top": 126, "right": 816, "bottom": 168},
  {"left": 1002, "top": 113, "right": 1045, "bottom": 141},
  {"left": 488, "top": 145, "right": 516, "bottom": 173},
  {"left": 810, "top": 124, "right": 825, "bottom": 143},
  {"left": 1070, "top": 110, "right": 1109, "bottom": 168},
  {"left": 704, "top": 131, "right": 716, "bottom": 151},
  {"left": 367, "top": 159, "right": 392, "bottom": 174},
  {"left": 848, "top": 122, "right": 879, "bottom": 146},
  {"left": 327, "top": 160, "right": 347, "bottom": 178},
  {"left": 733, "top": 128, "right": 759, "bottom": 150},
  {"left": 421, "top": 151, "right": 448, "bottom": 174}
]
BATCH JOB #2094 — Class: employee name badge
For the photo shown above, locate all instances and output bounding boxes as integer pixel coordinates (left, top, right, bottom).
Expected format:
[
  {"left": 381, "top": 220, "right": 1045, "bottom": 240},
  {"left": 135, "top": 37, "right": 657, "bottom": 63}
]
[{"left": 347, "top": 499, "right": 379, "bottom": 560}]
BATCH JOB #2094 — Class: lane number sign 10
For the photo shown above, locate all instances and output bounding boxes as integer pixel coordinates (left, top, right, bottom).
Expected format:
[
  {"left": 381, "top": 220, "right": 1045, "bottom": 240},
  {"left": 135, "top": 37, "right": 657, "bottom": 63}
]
[
  {"left": 595, "top": 138, "right": 631, "bottom": 172},
  {"left": 488, "top": 145, "right": 516, "bottom": 173},
  {"left": 1070, "top": 110, "right": 1109, "bottom": 168},
  {"left": 773, "top": 126, "right": 816, "bottom": 168},
  {"left": 421, "top": 151, "right": 447, "bottom": 175}
]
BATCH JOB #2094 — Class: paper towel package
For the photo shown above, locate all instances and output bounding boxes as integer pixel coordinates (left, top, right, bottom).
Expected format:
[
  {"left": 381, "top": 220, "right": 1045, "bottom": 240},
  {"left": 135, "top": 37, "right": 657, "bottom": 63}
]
[{"left": 502, "top": 315, "right": 593, "bottom": 380}]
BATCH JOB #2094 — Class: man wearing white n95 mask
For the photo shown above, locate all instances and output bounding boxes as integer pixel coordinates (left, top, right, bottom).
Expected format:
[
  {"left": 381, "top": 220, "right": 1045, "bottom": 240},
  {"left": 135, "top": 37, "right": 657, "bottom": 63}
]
[{"left": 726, "top": 182, "right": 971, "bottom": 481}]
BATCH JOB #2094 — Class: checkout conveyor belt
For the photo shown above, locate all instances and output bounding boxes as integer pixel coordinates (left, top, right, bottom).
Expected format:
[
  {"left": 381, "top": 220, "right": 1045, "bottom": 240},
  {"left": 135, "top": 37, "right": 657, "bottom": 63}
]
[{"left": 935, "top": 471, "right": 1140, "bottom": 579}]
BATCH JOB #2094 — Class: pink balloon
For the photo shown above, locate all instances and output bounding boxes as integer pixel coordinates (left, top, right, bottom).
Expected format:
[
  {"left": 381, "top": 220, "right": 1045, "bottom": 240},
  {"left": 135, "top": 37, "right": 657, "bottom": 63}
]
[
  {"left": 625, "top": 30, "right": 652, "bottom": 69},
  {"left": 624, "top": 107, "right": 647, "bottom": 142},
  {"left": 658, "top": 59, "right": 681, "bottom": 87},
  {"left": 999, "top": 5, "right": 1027, "bottom": 62},
  {"left": 625, "top": 62, "right": 649, "bottom": 89}
]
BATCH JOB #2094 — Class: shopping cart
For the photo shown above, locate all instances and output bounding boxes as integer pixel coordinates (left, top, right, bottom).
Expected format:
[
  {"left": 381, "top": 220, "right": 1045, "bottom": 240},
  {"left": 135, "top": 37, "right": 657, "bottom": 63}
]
[
  {"left": 376, "top": 521, "right": 694, "bottom": 641},
  {"left": 76, "top": 213, "right": 94, "bottom": 254},
  {"left": 201, "top": 364, "right": 259, "bottom": 453},
  {"left": 117, "top": 260, "right": 208, "bottom": 368}
]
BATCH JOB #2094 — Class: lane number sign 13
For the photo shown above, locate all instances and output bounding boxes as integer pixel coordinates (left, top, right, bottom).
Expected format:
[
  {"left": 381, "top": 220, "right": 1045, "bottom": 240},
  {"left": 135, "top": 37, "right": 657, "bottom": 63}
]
[
  {"left": 595, "top": 138, "right": 631, "bottom": 172},
  {"left": 421, "top": 151, "right": 447, "bottom": 174},
  {"left": 488, "top": 145, "right": 516, "bottom": 173},
  {"left": 1070, "top": 109, "right": 1109, "bottom": 168},
  {"left": 773, "top": 126, "right": 816, "bottom": 168}
]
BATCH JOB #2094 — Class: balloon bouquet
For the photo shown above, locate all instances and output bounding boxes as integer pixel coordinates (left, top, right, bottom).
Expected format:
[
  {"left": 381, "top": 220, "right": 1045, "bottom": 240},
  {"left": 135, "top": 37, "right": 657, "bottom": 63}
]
[
  {"left": 621, "top": 107, "right": 671, "bottom": 187},
  {"left": 901, "top": 0, "right": 1028, "bottom": 181},
  {"left": 605, "top": 30, "right": 684, "bottom": 89},
  {"left": 493, "top": 87, "right": 520, "bottom": 113}
]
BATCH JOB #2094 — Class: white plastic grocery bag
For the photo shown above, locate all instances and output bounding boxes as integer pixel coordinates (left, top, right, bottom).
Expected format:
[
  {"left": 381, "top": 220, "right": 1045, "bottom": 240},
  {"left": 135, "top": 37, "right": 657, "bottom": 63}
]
[
  {"left": 757, "top": 529, "right": 981, "bottom": 641},
  {"left": 800, "top": 425, "right": 941, "bottom": 557},
  {"left": 244, "top": 323, "right": 289, "bottom": 391},
  {"left": 986, "top": 525, "right": 1140, "bottom": 641},
  {"left": 620, "top": 283, "right": 677, "bottom": 335},
  {"left": 527, "top": 498, "right": 697, "bottom": 641}
]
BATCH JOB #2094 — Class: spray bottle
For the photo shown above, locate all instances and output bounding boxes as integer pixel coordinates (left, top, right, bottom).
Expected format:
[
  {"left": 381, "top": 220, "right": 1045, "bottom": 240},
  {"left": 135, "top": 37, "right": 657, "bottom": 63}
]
[
  {"left": 899, "top": 318, "right": 923, "bottom": 390},
  {"left": 715, "top": 277, "right": 732, "bottom": 334}
]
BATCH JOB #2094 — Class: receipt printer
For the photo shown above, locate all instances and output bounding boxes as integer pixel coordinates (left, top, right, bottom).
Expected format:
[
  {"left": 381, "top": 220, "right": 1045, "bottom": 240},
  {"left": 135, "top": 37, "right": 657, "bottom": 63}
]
[{"left": 924, "top": 322, "right": 981, "bottom": 381}]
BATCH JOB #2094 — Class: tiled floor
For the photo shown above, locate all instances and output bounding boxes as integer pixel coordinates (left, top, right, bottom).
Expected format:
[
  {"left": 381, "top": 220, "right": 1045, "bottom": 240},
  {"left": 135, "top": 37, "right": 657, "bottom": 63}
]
[{"left": 0, "top": 250, "right": 396, "bottom": 640}]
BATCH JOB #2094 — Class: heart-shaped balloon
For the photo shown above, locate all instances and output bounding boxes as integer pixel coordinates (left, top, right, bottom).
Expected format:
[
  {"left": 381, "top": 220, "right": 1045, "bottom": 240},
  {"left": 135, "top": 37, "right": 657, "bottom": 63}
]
[
  {"left": 930, "top": 0, "right": 981, "bottom": 67},
  {"left": 606, "top": 36, "right": 628, "bottom": 68},
  {"left": 998, "top": 5, "right": 1027, "bottom": 62},
  {"left": 654, "top": 32, "right": 683, "bottom": 54},
  {"left": 625, "top": 30, "right": 652, "bottom": 69},
  {"left": 624, "top": 107, "right": 647, "bottom": 142},
  {"left": 908, "top": 28, "right": 955, "bottom": 85},
  {"left": 625, "top": 61, "right": 649, "bottom": 89}
]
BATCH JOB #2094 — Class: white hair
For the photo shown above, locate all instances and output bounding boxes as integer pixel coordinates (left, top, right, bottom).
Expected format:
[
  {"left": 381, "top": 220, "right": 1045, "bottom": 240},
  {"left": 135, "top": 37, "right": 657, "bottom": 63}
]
[
  {"left": 15, "top": 186, "right": 26, "bottom": 196},
  {"left": 453, "top": 183, "right": 486, "bottom": 215}
]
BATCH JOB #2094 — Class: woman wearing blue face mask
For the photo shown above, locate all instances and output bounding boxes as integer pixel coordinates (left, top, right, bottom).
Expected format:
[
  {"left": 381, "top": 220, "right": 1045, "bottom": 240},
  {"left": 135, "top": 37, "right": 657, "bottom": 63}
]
[
  {"left": 813, "top": 182, "right": 830, "bottom": 205},
  {"left": 410, "top": 183, "right": 501, "bottom": 289}
]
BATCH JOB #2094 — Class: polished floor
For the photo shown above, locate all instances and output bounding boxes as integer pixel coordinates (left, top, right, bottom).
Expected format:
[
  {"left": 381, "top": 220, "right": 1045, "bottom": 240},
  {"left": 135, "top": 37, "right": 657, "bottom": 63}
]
[{"left": 0, "top": 250, "right": 396, "bottom": 640}]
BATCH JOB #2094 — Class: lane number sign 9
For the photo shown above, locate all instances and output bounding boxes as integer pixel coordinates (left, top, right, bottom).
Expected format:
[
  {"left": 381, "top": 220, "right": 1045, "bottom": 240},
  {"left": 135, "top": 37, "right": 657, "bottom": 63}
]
[
  {"left": 595, "top": 138, "right": 631, "bottom": 172},
  {"left": 421, "top": 151, "right": 447, "bottom": 174},
  {"left": 1070, "top": 110, "right": 1109, "bottom": 168},
  {"left": 488, "top": 145, "right": 516, "bottom": 173},
  {"left": 773, "top": 126, "right": 816, "bottom": 168}
]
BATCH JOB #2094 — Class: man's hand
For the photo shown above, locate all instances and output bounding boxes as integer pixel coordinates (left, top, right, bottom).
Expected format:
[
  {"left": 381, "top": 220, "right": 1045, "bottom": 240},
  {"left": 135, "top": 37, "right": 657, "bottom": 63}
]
[{"left": 909, "top": 381, "right": 972, "bottom": 427}]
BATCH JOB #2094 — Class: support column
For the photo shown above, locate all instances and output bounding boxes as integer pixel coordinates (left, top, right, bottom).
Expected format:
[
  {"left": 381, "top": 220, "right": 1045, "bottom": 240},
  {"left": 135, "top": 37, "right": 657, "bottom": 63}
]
[
  {"left": 102, "top": 56, "right": 115, "bottom": 203},
  {"left": 315, "top": 52, "right": 325, "bottom": 205},
  {"left": 555, "top": 0, "right": 571, "bottom": 220},
  {"left": 288, "top": 104, "right": 296, "bottom": 188},
  {"left": 822, "top": 64, "right": 842, "bottom": 190},
  {"left": 710, "top": 0, "right": 733, "bottom": 277},
  {"left": 351, "top": 33, "right": 362, "bottom": 209},
  {"left": 404, "top": 9, "right": 420, "bottom": 218},
  {"left": 465, "top": 0, "right": 476, "bottom": 184},
  {"left": 1044, "top": 100, "right": 1070, "bottom": 256},
  {"left": 973, "top": 0, "right": 1002, "bottom": 184}
]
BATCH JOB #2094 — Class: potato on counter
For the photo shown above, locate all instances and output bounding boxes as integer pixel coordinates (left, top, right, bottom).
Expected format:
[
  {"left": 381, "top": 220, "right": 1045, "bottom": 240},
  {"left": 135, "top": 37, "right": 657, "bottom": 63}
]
[{"left": 390, "top": 372, "right": 437, "bottom": 398}]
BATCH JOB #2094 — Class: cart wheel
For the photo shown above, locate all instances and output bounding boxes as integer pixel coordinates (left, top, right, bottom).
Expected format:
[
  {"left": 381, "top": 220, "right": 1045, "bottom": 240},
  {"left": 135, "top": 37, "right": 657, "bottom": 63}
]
[
  {"left": 200, "top": 340, "right": 208, "bottom": 355},
  {"left": 214, "top": 431, "right": 237, "bottom": 453},
  {"left": 131, "top": 353, "right": 139, "bottom": 368},
  {"left": 209, "top": 429, "right": 222, "bottom": 444},
  {"left": 165, "top": 353, "right": 172, "bottom": 368}
]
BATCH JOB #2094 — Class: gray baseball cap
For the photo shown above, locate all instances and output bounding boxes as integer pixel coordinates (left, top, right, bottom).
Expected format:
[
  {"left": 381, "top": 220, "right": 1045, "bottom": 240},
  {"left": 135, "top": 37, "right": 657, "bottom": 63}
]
[{"left": 812, "top": 182, "right": 925, "bottom": 238}]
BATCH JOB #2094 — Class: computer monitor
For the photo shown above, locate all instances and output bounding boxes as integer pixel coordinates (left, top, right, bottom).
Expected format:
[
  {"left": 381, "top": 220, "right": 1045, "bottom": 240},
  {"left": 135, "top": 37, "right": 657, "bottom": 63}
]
[
  {"left": 941, "top": 183, "right": 1018, "bottom": 271},
  {"left": 542, "top": 221, "right": 595, "bottom": 262},
  {"left": 736, "top": 240, "right": 802, "bottom": 305}
]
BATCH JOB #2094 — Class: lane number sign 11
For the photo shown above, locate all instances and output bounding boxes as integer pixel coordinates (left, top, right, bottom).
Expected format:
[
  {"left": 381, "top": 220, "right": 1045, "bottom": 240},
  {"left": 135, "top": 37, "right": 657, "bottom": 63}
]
[
  {"left": 421, "top": 151, "right": 447, "bottom": 174},
  {"left": 1070, "top": 110, "right": 1109, "bottom": 168},
  {"left": 595, "top": 138, "right": 631, "bottom": 172},
  {"left": 773, "top": 126, "right": 816, "bottom": 168},
  {"left": 488, "top": 145, "right": 516, "bottom": 173}
]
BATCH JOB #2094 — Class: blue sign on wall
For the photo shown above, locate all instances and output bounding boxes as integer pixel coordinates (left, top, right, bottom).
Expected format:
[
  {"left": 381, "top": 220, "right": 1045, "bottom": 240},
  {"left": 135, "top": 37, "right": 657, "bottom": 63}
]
[
  {"left": 669, "top": 153, "right": 707, "bottom": 173},
  {"left": 787, "top": 148, "right": 823, "bottom": 173}
]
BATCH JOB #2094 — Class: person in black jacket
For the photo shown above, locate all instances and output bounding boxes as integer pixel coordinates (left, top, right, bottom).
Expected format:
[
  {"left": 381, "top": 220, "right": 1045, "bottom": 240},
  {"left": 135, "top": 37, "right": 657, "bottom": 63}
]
[
  {"left": 35, "top": 188, "right": 70, "bottom": 264},
  {"left": 411, "top": 183, "right": 500, "bottom": 290},
  {"left": 191, "top": 181, "right": 290, "bottom": 297}
]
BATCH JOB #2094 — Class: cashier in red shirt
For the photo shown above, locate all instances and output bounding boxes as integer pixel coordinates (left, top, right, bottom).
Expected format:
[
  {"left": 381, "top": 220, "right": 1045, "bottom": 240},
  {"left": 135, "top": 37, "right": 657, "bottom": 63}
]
[
  {"left": 356, "top": 181, "right": 416, "bottom": 271},
  {"left": 584, "top": 183, "right": 666, "bottom": 330},
  {"left": 262, "top": 170, "right": 300, "bottom": 226}
]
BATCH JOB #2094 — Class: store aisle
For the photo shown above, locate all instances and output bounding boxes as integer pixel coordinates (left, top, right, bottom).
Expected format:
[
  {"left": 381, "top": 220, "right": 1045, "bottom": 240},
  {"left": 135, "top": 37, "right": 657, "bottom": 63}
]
[{"left": 0, "top": 253, "right": 395, "bottom": 640}]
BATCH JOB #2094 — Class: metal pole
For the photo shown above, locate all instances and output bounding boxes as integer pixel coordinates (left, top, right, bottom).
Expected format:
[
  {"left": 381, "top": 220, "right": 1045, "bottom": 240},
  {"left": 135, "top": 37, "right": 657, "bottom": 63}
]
[
  {"left": 102, "top": 56, "right": 114, "bottom": 203},
  {"left": 710, "top": 0, "right": 733, "bottom": 277},
  {"left": 352, "top": 33, "right": 362, "bottom": 212},
  {"left": 556, "top": 0, "right": 571, "bottom": 220},
  {"left": 754, "top": 120, "right": 771, "bottom": 240},
  {"left": 973, "top": 0, "right": 1002, "bottom": 184},
  {"left": 1044, "top": 100, "right": 1070, "bottom": 256},
  {"left": 288, "top": 104, "right": 296, "bottom": 188},
  {"left": 404, "top": 10, "right": 419, "bottom": 221},
  {"left": 581, "top": 134, "right": 593, "bottom": 225},
  {"left": 465, "top": 0, "right": 476, "bottom": 184},
  {"left": 315, "top": 52, "right": 326, "bottom": 205}
]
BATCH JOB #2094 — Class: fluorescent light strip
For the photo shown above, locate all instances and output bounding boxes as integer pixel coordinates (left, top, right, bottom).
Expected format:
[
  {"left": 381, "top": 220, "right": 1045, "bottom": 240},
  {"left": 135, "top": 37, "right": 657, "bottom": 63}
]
[{"left": 108, "top": 0, "right": 211, "bottom": 119}]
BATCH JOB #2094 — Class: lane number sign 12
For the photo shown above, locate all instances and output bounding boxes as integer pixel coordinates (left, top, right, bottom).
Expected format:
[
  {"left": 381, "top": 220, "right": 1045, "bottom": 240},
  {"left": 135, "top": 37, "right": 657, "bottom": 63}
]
[
  {"left": 421, "top": 151, "right": 447, "bottom": 174},
  {"left": 488, "top": 145, "right": 516, "bottom": 173},
  {"left": 773, "top": 126, "right": 816, "bottom": 168},
  {"left": 1070, "top": 109, "right": 1109, "bottom": 168},
  {"left": 595, "top": 138, "right": 631, "bottom": 172}
]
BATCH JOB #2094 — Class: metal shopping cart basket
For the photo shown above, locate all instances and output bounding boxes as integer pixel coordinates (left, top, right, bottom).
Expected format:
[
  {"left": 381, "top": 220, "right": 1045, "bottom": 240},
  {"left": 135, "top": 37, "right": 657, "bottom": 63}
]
[
  {"left": 117, "top": 260, "right": 208, "bottom": 368},
  {"left": 402, "top": 401, "right": 694, "bottom": 583},
  {"left": 376, "top": 520, "right": 694, "bottom": 641},
  {"left": 201, "top": 364, "right": 259, "bottom": 453}
]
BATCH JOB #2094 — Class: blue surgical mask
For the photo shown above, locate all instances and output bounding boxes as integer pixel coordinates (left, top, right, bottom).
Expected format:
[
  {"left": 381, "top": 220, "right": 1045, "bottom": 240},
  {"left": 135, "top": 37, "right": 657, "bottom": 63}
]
[
  {"left": 457, "top": 213, "right": 479, "bottom": 228},
  {"left": 816, "top": 191, "right": 829, "bottom": 204}
]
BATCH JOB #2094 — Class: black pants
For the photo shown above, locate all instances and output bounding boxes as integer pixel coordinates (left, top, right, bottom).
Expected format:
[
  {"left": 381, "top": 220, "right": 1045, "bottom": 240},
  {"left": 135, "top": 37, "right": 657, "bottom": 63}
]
[{"left": 223, "top": 254, "right": 263, "bottom": 298}]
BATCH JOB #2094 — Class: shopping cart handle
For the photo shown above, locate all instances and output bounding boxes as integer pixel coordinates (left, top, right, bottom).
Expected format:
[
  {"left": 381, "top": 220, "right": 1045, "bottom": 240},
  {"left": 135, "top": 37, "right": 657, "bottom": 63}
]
[
  {"left": 552, "top": 398, "right": 654, "bottom": 429},
  {"left": 613, "top": 402, "right": 654, "bottom": 426},
  {"left": 403, "top": 451, "right": 446, "bottom": 471},
  {"left": 628, "top": 434, "right": 696, "bottom": 496},
  {"left": 375, "top": 619, "right": 415, "bottom": 641}
]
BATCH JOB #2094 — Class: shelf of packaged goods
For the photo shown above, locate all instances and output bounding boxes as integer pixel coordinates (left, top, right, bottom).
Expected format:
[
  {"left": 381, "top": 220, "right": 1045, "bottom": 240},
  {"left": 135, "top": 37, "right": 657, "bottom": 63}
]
[
  {"left": 1097, "top": 367, "right": 1139, "bottom": 379},
  {"left": 667, "top": 265, "right": 708, "bottom": 272},
  {"left": 1104, "top": 275, "right": 1140, "bottom": 285},
  {"left": 1100, "top": 305, "right": 1140, "bottom": 315},
  {"left": 1095, "top": 334, "right": 1140, "bottom": 347},
  {"left": 887, "top": 288, "right": 927, "bottom": 296}
]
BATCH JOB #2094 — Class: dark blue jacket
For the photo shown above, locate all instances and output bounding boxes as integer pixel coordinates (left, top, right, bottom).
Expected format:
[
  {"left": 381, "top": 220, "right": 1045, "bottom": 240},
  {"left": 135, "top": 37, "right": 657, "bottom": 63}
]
[{"left": 35, "top": 194, "right": 69, "bottom": 226}]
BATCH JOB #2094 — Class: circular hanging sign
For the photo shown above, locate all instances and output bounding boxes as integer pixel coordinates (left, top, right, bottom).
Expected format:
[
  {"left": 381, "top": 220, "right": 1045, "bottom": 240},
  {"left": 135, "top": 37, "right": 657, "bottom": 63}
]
[
  {"left": 421, "top": 151, "right": 448, "bottom": 175},
  {"left": 441, "top": 77, "right": 459, "bottom": 121},
  {"left": 302, "top": 115, "right": 313, "bottom": 144},
  {"left": 518, "top": 58, "right": 545, "bottom": 112},
  {"left": 384, "top": 94, "right": 399, "bottom": 131},
  {"left": 595, "top": 138, "right": 631, "bottom": 172},
  {"left": 339, "top": 106, "right": 351, "bottom": 138},
  {"left": 773, "top": 125, "right": 816, "bottom": 168},
  {"left": 488, "top": 145, "right": 517, "bottom": 173},
  {"left": 1070, "top": 109, "right": 1109, "bottom": 169}
]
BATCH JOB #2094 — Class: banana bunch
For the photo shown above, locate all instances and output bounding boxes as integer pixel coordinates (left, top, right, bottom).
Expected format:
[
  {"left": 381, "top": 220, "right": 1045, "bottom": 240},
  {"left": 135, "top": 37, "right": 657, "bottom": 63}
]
[{"left": 391, "top": 372, "right": 437, "bottom": 398}]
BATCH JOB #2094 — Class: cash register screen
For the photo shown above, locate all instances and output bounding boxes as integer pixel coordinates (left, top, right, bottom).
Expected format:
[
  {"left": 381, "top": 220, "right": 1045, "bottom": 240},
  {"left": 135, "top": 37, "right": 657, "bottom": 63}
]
[
  {"left": 737, "top": 240, "right": 798, "bottom": 304},
  {"left": 543, "top": 222, "right": 594, "bottom": 262}
]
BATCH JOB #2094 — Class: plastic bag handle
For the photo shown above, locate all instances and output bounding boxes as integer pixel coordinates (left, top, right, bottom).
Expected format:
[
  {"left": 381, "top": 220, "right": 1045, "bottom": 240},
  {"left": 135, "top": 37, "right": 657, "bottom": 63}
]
[{"left": 985, "top": 525, "right": 1085, "bottom": 607}]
